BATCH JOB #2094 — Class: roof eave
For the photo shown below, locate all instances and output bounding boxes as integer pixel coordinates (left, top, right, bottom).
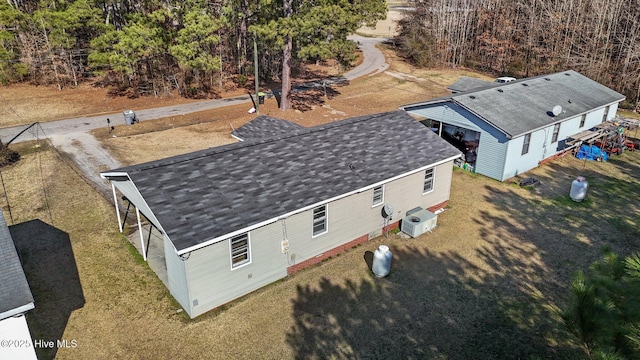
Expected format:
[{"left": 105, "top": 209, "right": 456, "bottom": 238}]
[
  {"left": 0, "top": 303, "right": 34, "bottom": 321},
  {"left": 175, "top": 153, "right": 462, "bottom": 255}
]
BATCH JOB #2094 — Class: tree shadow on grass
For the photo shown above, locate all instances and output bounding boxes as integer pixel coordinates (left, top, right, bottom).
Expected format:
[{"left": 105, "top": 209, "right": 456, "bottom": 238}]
[
  {"left": 10, "top": 220, "right": 85, "bottom": 360},
  {"left": 286, "top": 246, "right": 575, "bottom": 359},
  {"left": 286, "top": 155, "right": 640, "bottom": 359}
]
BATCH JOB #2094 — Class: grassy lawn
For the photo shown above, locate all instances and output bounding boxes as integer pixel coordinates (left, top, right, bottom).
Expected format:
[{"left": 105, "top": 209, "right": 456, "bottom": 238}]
[
  {"left": 3, "top": 137, "right": 639, "bottom": 359},
  {"left": 3, "top": 39, "right": 639, "bottom": 359}
]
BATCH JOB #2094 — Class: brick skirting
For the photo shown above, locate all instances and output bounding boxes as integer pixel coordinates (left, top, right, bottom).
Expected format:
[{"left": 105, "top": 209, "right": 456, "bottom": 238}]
[
  {"left": 427, "top": 201, "right": 448, "bottom": 213},
  {"left": 285, "top": 220, "right": 403, "bottom": 276}
]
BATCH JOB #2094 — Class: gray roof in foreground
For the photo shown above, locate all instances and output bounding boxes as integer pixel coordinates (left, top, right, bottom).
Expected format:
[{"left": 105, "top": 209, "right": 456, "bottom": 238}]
[
  {"left": 0, "top": 211, "right": 34, "bottom": 318},
  {"left": 106, "top": 110, "right": 461, "bottom": 252},
  {"left": 232, "top": 115, "right": 305, "bottom": 141},
  {"left": 403, "top": 70, "right": 625, "bottom": 138}
]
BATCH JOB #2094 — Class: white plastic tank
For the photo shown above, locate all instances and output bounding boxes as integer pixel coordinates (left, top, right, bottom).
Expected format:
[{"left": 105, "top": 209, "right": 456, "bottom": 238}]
[
  {"left": 570, "top": 176, "right": 588, "bottom": 202},
  {"left": 372, "top": 245, "right": 392, "bottom": 278}
]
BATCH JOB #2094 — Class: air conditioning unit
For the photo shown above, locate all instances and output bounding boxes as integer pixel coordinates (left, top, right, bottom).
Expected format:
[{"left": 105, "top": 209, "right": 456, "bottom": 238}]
[{"left": 401, "top": 208, "right": 438, "bottom": 238}]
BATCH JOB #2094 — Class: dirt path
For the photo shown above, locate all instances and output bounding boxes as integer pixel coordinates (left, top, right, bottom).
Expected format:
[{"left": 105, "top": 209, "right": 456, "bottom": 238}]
[{"left": 48, "top": 132, "right": 122, "bottom": 198}]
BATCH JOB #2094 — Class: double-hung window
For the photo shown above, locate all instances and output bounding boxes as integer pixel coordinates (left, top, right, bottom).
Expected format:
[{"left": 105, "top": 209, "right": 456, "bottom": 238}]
[
  {"left": 522, "top": 133, "right": 531, "bottom": 155},
  {"left": 551, "top": 123, "right": 561, "bottom": 143},
  {"left": 230, "top": 233, "right": 250, "bottom": 269},
  {"left": 372, "top": 185, "right": 384, "bottom": 206},
  {"left": 312, "top": 205, "right": 327, "bottom": 237},
  {"left": 423, "top": 168, "right": 435, "bottom": 194}
]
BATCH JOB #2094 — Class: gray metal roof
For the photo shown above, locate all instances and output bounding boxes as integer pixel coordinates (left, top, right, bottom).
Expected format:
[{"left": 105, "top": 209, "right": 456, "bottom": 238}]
[
  {"left": 0, "top": 211, "right": 34, "bottom": 319},
  {"left": 404, "top": 70, "right": 626, "bottom": 138},
  {"left": 447, "top": 76, "right": 497, "bottom": 93},
  {"left": 232, "top": 115, "right": 305, "bottom": 141},
  {"left": 106, "top": 110, "right": 461, "bottom": 252}
]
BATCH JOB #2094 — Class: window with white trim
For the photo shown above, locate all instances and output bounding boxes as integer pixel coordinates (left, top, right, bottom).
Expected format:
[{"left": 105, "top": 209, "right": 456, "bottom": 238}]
[
  {"left": 312, "top": 205, "right": 327, "bottom": 237},
  {"left": 230, "top": 233, "right": 250, "bottom": 269},
  {"left": 522, "top": 133, "right": 531, "bottom": 155},
  {"left": 423, "top": 168, "right": 435, "bottom": 193},
  {"left": 579, "top": 114, "right": 586, "bottom": 128},
  {"left": 551, "top": 123, "right": 561, "bottom": 143},
  {"left": 372, "top": 185, "right": 384, "bottom": 206}
]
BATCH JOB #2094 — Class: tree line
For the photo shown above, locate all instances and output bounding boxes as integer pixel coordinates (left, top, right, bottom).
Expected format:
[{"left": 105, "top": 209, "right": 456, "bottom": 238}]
[
  {"left": 397, "top": 0, "right": 640, "bottom": 107},
  {"left": 0, "top": 0, "right": 385, "bottom": 109}
]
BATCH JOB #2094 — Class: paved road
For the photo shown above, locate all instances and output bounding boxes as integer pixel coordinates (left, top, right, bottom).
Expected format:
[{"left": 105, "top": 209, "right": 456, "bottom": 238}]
[
  {"left": 1, "top": 35, "right": 390, "bottom": 197},
  {"left": 0, "top": 95, "right": 251, "bottom": 144},
  {"left": 0, "top": 37, "right": 388, "bottom": 144}
]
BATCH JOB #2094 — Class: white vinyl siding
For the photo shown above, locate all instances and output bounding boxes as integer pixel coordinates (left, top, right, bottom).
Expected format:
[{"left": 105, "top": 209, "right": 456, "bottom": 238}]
[
  {"left": 230, "top": 233, "right": 250, "bottom": 269},
  {"left": 312, "top": 205, "right": 328, "bottom": 237},
  {"left": 423, "top": 168, "right": 435, "bottom": 194},
  {"left": 372, "top": 185, "right": 384, "bottom": 206}
]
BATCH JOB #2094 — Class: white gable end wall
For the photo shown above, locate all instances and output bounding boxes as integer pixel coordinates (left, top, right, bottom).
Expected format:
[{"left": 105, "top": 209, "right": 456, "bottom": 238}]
[{"left": 406, "top": 103, "right": 509, "bottom": 181}]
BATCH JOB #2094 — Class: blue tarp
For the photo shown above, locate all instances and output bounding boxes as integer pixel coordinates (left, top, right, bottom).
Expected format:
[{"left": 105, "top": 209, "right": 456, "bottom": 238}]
[{"left": 576, "top": 144, "right": 609, "bottom": 161}]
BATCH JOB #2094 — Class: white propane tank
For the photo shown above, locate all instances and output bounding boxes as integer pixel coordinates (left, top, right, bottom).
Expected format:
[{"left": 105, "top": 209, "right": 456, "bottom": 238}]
[
  {"left": 372, "top": 245, "right": 392, "bottom": 278},
  {"left": 570, "top": 176, "right": 588, "bottom": 202}
]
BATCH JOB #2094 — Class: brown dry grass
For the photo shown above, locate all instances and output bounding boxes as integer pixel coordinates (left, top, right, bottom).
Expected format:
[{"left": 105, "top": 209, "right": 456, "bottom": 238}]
[
  {"left": 3, "top": 43, "right": 640, "bottom": 359},
  {"left": 4, "top": 139, "right": 639, "bottom": 359}
]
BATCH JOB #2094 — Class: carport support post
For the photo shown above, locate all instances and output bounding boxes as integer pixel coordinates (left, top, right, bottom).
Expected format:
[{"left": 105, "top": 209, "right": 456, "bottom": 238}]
[
  {"left": 111, "top": 183, "right": 123, "bottom": 233},
  {"left": 136, "top": 207, "right": 147, "bottom": 261}
]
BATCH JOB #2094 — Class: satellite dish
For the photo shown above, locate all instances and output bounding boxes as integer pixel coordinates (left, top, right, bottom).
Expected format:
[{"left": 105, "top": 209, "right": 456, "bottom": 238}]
[
  {"left": 381, "top": 204, "right": 394, "bottom": 219},
  {"left": 552, "top": 105, "right": 562, "bottom": 116}
]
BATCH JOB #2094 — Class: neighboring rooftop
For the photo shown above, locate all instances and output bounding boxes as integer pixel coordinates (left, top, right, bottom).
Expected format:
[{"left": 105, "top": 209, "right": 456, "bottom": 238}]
[
  {"left": 232, "top": 115, "right": 305, "bottom": 141},
  {"left": 104, "top": 110, "right": 461, "bottom": 253},
  {"left": 404, "top": 70, "right": 626, "bottom": 138},
  {"left": 0, "top": 211, "right": 34, "bottom": 319},
  {"left": 447, "top": 76, "right": 497, "bottom": 93}
]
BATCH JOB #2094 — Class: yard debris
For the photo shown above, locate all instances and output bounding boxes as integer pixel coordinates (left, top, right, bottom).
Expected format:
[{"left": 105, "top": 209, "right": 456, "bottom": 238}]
[{"left": 519, "top": 177, "right": 541, "bottom": 187}]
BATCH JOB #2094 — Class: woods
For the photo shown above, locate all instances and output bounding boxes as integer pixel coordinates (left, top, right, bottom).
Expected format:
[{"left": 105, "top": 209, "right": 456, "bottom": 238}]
[
  {"left": 0, "top": 0, "right": 385, "bottom": 103},
  {"left": 396, "top": 0, "right": 640, "bottom": 106},
  {"left": 3, "top": 0, "right": 640, "bottom": 107}
]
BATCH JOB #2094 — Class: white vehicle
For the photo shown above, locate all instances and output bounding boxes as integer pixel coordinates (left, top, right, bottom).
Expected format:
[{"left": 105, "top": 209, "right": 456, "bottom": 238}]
[{"left": 494, "top": 76, "right": 516, "bottom": 83}]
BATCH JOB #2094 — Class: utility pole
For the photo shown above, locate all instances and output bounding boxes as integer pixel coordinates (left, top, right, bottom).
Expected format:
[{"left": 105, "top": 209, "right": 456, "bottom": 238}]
[{"left": 254, "top": 31, "right": 259, "bottom": 114}]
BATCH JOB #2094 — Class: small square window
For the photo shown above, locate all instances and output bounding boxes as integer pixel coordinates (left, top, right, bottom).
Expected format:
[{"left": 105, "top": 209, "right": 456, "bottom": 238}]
[
  {"left": 372, "top": 185, "right": 384, "bottom": 206},
  {"left": 312, "top": 205, "right": 327, "bottom": 237},
  {"left": 423, "top": 168, "right": 435, "bottom": 193},
  {"left": 230, "top": 233, "right": 250, "bottom": 269}
]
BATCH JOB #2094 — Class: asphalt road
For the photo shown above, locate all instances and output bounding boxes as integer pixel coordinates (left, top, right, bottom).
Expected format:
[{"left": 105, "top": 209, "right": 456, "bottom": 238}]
[{"left": 0, "top": 35, "right": 389, "bottom": 145}]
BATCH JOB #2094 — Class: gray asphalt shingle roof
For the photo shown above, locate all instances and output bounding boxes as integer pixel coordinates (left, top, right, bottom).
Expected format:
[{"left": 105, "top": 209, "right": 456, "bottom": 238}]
[
  {"left": 404, "top": 70, "right": 625, "bottom": 138},
  {"left": 108, "top": 110, "right": 461, "bottom": 252},
  {"left": 0, "top": 211, "right": 34, "bottom": 318},
  {"left": 232, "top": 115, "right": 305, "bottom": 141}
]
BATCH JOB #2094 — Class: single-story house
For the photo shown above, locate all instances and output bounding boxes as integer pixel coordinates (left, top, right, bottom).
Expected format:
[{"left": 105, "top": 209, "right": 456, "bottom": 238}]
[
  {"left": 0, "top": 211, "right": 37, "bottom": 360},
  {"left": 101, "top": 110, "right": 461, "bottom": 318},
  {"left": 401, "top": 70, "right": 626, "bottom": 181}
]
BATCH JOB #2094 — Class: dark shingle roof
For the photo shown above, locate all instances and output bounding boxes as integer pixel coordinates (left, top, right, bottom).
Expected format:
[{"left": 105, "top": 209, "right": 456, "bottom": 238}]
[
  {"left": 232, "top": 115, "right": 305, "bottom": 141},
  {"left": 107, "top": 110, "right": 461, "bottom": 252},
  {"left": 404, "top": 70, "right": 625, "bottom": 138},
  {"left": 0, "top": 211, "right": 34, "bottom": 318}
]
